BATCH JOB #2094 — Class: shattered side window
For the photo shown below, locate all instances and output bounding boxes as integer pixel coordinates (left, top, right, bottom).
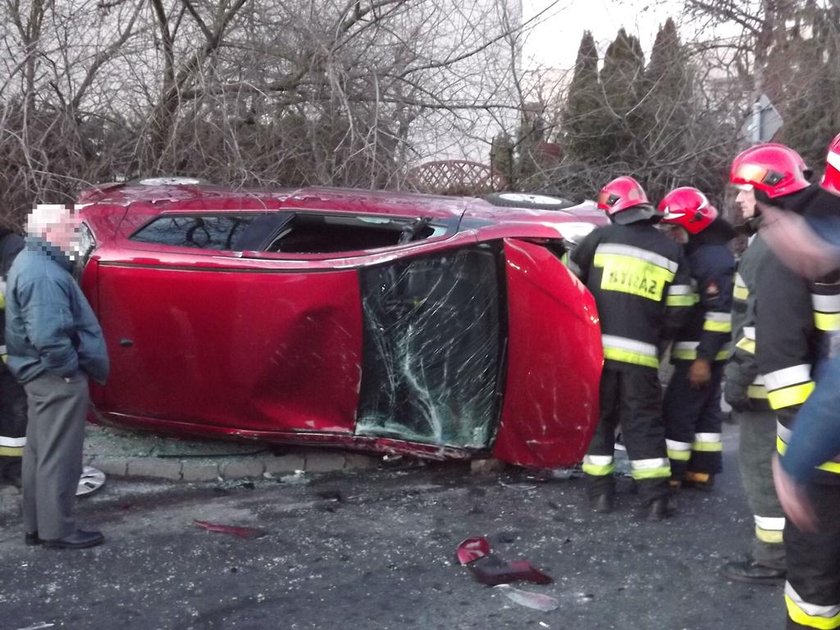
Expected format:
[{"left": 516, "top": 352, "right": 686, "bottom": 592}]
[{"left": 357, "top": 246, "right": 502, "bottom": 448}]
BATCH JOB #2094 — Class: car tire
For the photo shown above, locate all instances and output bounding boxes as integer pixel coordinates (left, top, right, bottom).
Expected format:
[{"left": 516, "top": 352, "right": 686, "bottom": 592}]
[{"left": 483, "top": 192, "right": 575, "bottom": 210}]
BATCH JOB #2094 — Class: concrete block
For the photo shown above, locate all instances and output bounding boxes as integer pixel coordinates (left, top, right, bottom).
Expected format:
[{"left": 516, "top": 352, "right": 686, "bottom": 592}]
[
  {"left": 180, "top": 460, "right": 221, "bottom": 482},
  {"left": 263, "top": 454, "right": 306, "bottom": 476},
  {"left": 126, "top": 457, "right": 184, "bottom": 480},
  {"left": 470, "top": 458, "right": 507, "bottom": 475},
  {"left": 219, "top": 459, "right": 265, "bottom": 480},
  {"left": 87, "top": 456, "right": 128, "bottom": 477},
  {"left": 304, "top": 452, "right": 346, "bottom": 473},
  {"left": 344, "top": 453, "right": 378, "bottom": 470}
]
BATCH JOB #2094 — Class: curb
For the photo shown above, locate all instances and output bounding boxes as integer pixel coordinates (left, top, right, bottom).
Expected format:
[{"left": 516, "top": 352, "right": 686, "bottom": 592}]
[{"left": 0, "top": 424, "right": 381, "bottom": 520}]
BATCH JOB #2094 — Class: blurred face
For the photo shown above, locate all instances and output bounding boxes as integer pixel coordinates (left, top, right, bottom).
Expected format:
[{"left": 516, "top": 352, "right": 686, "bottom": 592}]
[
  {"left": 30, "top": 207, "right": 83, "bottom": 259},
  {"left": 660, "top": 223, "right": 688, "bottom": 244},
  {"left": 735, "top": 187, "right": 756, "bottom": 220}
]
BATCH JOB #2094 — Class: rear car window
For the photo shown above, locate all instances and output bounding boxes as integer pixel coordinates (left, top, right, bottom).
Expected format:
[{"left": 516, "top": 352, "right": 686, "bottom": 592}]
[{"left": 131, "top": 214, "right": 259, "bottom": 250}]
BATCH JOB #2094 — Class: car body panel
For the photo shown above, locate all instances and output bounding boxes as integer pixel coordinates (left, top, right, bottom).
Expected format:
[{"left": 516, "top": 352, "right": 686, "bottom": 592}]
[{"left": 78, "top": 182, "right": 605, "bottom": 468}]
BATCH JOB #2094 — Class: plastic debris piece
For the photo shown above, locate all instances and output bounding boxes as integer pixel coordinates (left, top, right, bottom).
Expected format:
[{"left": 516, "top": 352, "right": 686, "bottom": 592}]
[
  {"left": 193, "top": 520, "right": 266, "bottom": 539},
  {"left": 469, "top": 555, "right": 552, "bottom": 586},
  {"left": 495, "top": 584, "right": 559, "bottom": 612},
  {"left": 76, "top": 466, "right": 106, "bottom": 497},
  {"left": 456, "top": 536, "right": 491, "bottom": 565}
]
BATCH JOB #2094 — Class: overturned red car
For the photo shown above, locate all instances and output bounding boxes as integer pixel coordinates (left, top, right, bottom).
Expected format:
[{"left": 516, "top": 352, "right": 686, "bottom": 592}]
[{"left": 74, "top": 179, "right": 604, "bottom": 469}]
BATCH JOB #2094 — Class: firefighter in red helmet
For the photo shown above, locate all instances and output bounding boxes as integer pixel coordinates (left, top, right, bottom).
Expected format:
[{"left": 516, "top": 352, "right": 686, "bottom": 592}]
[
  {"left": 571, "top": 176, "right": 691, "bottom": 520},
  {"left": 659, "top": 187, "right": 736, "bottom": 493},
  {"left": 744, "top": 134, "right": 840, "bottom": 629}
]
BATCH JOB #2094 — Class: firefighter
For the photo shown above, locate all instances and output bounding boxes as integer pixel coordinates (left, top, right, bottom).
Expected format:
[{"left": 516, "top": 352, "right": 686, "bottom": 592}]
[
  {"left": 731, "top": 139, "right": 840, "bottom": 628},
  {"left": 570, "top": 176, "right": 692, "bottom": 520},
  {"left": 659, "top": 187, "right": 736, "bottom": 490},
  {"left": 720, "top": 177, "right": 786, "bottom": 583},
  {"left": 0, "top": 222, "right": 26, "bottom": 487}
]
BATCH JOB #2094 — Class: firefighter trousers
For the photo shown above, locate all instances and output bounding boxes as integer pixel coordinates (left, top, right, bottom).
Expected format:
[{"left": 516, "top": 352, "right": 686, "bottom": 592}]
[
  {"left": 0, "top": 364, "right": 27, "bottom": 478},
  {"left": 734, "top": 407, "right": 785, "bottom": 568},
  {"left": 784, "top": 481, "right": 840, "bottom": 629},
  {"left": 585, "top": 366, "right": 670, "bottom": 505},
  {"left": 663, "top": 360, "right": 724, "bottom": 479}
]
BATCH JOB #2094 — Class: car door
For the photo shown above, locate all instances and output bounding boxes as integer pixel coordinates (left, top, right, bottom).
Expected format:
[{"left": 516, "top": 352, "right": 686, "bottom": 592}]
[{"left": 491, "top": 238, "right": 603, "bottom": 469}]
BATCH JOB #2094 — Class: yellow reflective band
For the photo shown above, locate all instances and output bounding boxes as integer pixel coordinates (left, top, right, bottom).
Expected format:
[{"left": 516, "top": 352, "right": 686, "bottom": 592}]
[
  {"left": 733, "top": 285, "right": 749, "bottom": 301},
  {"left": 593, "top": 253, "right": 675, "bottom": 301},
  {"left": 785, "top": 595, "right": 840, "bottom": 629},
  {"left": 582, "top": 462, "right": 615, "bottom": 476},
  {"left": 716, "top": 349, "right": 730, "bottom": 361},
  {"left": 692, "top": 440, "right": 723, "bottom": 452},
  {"left": 667, "top": 449, "right": 691, "bottom": 462},
  {"left": 736, "top": 337, "right": 756, "bottom": 354},
  {"left": 0, "top": 294, "right": 4, "bottom": 309},
  {"left": 767, "top": 381, "right": 815, "bottom": 409},
  {"left": 603, "top": 347, "right": 659, "bottom": 368},
  {"left": 755, "top": 526, "right": 784, "bottom": 544},
  {"left": 0, "top": 446, "right": 23, "bottom": 457},
  {"left": 814, "top": 312, "right": 840, "bottom": 331},
  {"left": 777, "top": 439, "right": 840, "bottom": 475},
  {"left": 704, "top": 319, "right": 732, "bottom": 333},
  {"left": 631, "top": 466, "right": 671, "bottom": 480},
  {"left": 666, "top": 294, "right": 697, "bottom": 307},
  {"left": 747, "top": 384, "right": 768, "bottom": 399}
]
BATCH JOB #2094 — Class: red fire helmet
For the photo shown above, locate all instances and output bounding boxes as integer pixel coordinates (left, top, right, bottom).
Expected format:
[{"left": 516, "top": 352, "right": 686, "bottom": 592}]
[
  {"left": 597, "top": 176, "right": 650, "bottom": 216},
  {"left": 729, "top": 143, "right": 810, "bottom": 199},
  {"left": 658, "top": 187, "right": 719, "bottom": 234},
  {"left": 821, "top": 132, "right": 840, "bottom": 197}
]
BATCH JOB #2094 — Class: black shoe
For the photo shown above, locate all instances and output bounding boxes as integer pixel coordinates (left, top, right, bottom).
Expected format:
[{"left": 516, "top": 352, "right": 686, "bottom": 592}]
[
  {"left": 721, "top": 559, "right": 786, "bottom": 584},
  {"left": 42, "top": 529, "right": 104, "bottom": 549},
  {"left": 646, "top": 497, "right": 675, "bottom": 521},
  {"left": 590, "top": 493, "right": 614, "bottom": 514},
  {"left": 2, "top": 460, "right": 22, "bottom": 488},
  {"left": 24, "top": 531, "right": 41, "bottom": 546}
]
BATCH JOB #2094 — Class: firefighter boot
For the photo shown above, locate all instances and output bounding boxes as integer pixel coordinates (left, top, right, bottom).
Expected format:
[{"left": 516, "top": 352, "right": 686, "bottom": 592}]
[
  {"left": 590, "top": 493, "right": 614, "bottom": 514},
  {"left": 647, "top": 496, "right": 676, "bottom": 521},
  {"left": 721, "top": 558, "right": 785, "bottom": 584}
]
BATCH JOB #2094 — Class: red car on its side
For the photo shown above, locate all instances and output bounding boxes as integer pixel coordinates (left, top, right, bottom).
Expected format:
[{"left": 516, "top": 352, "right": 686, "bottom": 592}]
[{"left": 74, "top": 179, "right": 604, "bottom": 469}]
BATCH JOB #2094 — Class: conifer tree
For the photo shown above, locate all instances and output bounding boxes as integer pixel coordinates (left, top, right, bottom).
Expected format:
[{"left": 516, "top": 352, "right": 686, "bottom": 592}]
[
  {"left": 562, "top": 31, "right": 607, "bottom": 163},
  {"left": 599, "top": 28, "right": 645, "bottom": 164}
]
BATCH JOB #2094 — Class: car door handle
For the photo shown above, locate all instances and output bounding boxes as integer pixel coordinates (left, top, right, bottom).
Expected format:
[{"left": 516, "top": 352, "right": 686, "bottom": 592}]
[{"left": 119, "top": 339, "right": 134, "bottom": 347}]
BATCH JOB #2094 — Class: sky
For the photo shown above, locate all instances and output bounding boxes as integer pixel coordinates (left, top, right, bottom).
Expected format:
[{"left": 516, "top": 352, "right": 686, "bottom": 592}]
[{"left": 521, "top": 0, "right": 682, "bottom": 70}]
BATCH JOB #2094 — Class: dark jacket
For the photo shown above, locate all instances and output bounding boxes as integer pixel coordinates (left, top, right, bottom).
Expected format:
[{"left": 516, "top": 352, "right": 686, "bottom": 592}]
[
  {"left": 5, "top": 237, "right": 109, "bottom": 384},
  {"left": 0, "top": 229, "right": 25, "bottom": 354},
  {"left": 571, "top": 219, "right": 691, "bottom": 370},
  {"left": 670, "top": 218, "right": 736, "bottom": 364}
]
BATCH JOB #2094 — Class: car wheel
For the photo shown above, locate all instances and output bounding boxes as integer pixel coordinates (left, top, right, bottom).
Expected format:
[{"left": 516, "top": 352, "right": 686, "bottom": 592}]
[{"left": 483, "top": 192, "right": 575, "bottom": 210}]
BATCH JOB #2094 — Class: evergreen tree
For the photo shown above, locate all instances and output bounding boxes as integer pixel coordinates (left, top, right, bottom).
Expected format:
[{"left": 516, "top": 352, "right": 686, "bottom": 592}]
[
  {"left": 599, "top": 28, "right": 645, "bottom": 164},
  {"left": 562, "top": 31, "right": 607, "bottom": 163}
]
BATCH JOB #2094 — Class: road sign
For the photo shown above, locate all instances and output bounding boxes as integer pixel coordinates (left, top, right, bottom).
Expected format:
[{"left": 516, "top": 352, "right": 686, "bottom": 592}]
[{"left": 742, "top": 93, "right": 784, "bottom": 144}]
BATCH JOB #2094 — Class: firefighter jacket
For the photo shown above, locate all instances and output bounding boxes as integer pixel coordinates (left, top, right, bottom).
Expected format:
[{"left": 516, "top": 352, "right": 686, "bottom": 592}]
[
  {"left": 571, "top": 220, "right": 691, "bottom": 371},
  {"left": 724, "top": 229, "right": 772, "bottom": 411},
  {"left": 756, "top": 198, "right": 840, "bottom": 483},
  {"left": 670, "top": 219, "right": 735, "bottom": 365},
  {"left": 0, "top": 229, "right": 25, "bottom": 362}
]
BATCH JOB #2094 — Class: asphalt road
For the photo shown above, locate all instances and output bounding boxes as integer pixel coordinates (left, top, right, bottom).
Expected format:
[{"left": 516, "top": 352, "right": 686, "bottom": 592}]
[{"left": 0, "top": 422, "right": 783, "bottom": 630}]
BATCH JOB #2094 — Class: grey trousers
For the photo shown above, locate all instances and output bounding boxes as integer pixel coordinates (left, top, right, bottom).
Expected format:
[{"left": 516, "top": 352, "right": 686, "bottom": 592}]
[
  {"left": 735, "top": 407, "right": 786, "bottom": 568},
  {"left": 22, "top": 372, "right": 88, "bottom": 540}
]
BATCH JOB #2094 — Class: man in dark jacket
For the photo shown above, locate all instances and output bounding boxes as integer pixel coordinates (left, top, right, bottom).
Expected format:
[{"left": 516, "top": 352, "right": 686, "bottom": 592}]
[
  {"left": 659, "top": 187, "right": 736, "bottom": 492},
  {"left": 0, "top": 224, "right": 26, "bottom": 486},
  {"left": 5, "top": 204, "right": 109, "bottom": 549},
  {"left": 571, "top": 176, "right": 692, "bottom": 520}
]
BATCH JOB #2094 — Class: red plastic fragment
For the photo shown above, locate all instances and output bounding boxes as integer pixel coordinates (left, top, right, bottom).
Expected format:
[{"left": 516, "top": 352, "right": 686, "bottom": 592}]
[
  {"left": 456, "top": 536, "right": 491, "bottom": 565},
  {"left": 193, "top": 519, "right": 266, "bottom": 539}
]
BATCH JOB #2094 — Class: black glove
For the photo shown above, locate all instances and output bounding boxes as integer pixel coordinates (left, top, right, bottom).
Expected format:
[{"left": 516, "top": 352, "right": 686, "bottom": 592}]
[{"left": 724, "top": 377, "right": 751, "bottom": 412}]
